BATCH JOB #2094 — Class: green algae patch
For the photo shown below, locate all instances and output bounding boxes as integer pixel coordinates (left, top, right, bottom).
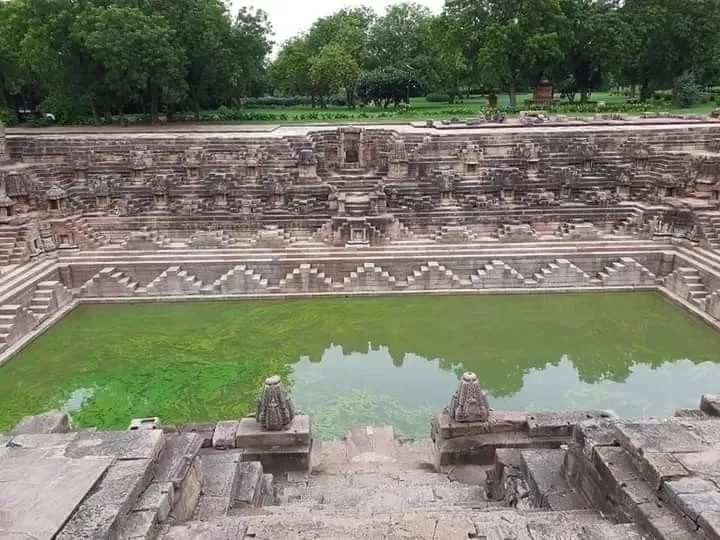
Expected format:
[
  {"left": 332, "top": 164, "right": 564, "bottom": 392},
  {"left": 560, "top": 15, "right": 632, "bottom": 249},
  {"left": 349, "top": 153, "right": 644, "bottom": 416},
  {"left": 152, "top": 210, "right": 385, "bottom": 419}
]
[{"left": 0, "top": 292, "right": 719, "bottom": 438}]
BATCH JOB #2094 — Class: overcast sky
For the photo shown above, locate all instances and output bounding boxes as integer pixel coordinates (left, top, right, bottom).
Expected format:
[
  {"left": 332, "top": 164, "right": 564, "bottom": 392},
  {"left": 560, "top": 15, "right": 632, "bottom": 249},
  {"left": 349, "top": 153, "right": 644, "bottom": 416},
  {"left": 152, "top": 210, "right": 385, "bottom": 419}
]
[{"left": 232, "top": 0, "right": 444, "bottom": 50}]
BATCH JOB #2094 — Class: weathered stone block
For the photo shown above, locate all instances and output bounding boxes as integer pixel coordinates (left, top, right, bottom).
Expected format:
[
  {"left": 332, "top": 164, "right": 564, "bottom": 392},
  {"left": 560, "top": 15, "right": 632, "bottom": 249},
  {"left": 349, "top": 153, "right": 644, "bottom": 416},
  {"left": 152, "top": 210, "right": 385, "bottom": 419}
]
[
  {"left": 528, "top": 411, "right": 615, "bottom": 438},
  {"left": 614, "top": 421, "right": 707, "bottom": 456},
  {"left": 10, "top": 413, "right": 69, "bottom": 435},
  {"left": 700, "top": 395, "right": 720, "bottom": 417},
  {"left": 134, "top": 482, "right": 174, "bottom": 523},
  {"left": 699, "top": 510, "right": 720, "bottom": 540},
  {"left": 56, "top": 504, "right": 123, "bottom": 540},
  {"left": 65, "top": 430, "right": 165, "bottom": 461},
  {"left": 637, "top": 452, "right": 689, "bottom": 489},
  {"left": 242, "top": 444, "right": 312, "bottom": 473},
  {"left": 212, "top": 420, "right": 239, "bottom": 450},
  {"left": 235, "top": 414, "right": 310, "bottom": 448},
  {"left": 163, "top": 518, "right": 248, "bottom": 539}
]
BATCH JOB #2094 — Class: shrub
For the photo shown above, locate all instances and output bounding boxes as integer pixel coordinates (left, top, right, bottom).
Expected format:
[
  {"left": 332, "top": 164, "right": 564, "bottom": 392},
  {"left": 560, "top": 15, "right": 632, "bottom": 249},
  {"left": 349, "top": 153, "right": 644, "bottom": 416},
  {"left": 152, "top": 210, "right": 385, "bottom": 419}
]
[
  {"left": 0, "top": 106, "right": 16, "bottom": 126},
  {"left": 425, "top": 93, "right": 451, "bottom": 103},
  {"left": 672, "top": 73, "right": 700, "bottom": 108}
]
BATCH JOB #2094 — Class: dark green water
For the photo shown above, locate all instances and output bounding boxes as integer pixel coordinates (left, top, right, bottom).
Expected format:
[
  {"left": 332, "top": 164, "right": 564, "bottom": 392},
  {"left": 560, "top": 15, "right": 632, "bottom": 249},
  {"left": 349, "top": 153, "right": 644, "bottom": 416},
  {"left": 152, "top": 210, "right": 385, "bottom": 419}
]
[{"left": 1, "top": 292, "right": 719, "bottom": 439}]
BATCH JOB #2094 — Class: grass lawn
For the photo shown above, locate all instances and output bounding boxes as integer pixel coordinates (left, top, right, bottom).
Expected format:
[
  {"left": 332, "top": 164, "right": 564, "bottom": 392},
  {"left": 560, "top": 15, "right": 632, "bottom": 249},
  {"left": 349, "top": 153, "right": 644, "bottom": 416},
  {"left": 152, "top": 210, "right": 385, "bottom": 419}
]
[{"left": 191, "top": 91, "right": 717, "bottom": 125}]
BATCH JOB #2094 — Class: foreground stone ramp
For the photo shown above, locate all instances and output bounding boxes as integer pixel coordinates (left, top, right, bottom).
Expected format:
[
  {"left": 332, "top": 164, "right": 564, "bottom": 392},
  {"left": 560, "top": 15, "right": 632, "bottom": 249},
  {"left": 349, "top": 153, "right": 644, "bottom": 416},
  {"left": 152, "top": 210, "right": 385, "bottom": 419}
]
[{"left": 564, "top": 414, "right": 720, "bottom": 539}]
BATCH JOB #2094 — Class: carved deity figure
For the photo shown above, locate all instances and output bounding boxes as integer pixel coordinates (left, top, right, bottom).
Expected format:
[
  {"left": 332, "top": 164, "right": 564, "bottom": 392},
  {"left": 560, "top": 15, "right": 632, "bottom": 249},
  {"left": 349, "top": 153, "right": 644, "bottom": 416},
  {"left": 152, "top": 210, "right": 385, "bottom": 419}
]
[
  {"left": 448, "top": 371, "right": 490, "bottom": 423},
  {"left": 89, "top": 175, "right": 117, "bottom": 196},
  {"left": 256, "top": 375, "right": 295, "bottom": 431}
]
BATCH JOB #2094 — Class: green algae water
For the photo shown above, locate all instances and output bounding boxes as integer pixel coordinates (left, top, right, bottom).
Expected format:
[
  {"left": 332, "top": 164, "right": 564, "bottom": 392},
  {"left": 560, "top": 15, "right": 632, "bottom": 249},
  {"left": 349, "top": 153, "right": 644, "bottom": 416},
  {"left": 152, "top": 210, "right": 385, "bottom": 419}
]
[{"left": 1, "top": 292, "right": 720, "bottom": 439}]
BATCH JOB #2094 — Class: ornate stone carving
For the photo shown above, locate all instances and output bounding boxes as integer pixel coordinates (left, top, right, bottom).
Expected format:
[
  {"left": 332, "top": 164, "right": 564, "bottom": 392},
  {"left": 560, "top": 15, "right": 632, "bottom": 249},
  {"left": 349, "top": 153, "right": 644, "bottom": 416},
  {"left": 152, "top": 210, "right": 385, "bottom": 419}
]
[
  {"left": 432, "top": 168, "right": 459, "bottom": 204},
  {"left": 89, "top": 174, "right": 118, "bottom": 209},
  {"left": 150, "top": 174, "right": 173, "bottom": 209},
  {"left": 459, "top": 143, "right": 483, "bottom": 177},
  {"left": 616, "top": 167, "right": 634, "bottom": 199},
  {"left": 184, "top": 147, "right": 205, "bottom": 180},
  {"left": 512, "top": 141, "right": 543, "bottom": 172},
  {"left": 45, "top": 183, "right": 68, "bottom": 213},
  {"left": 130, "top": 148, "right": 153, "bottom": 183},
  {"left": 208, "top": 172, "right": 232, "bottom": 207},
  {"left": 255, "top": 375, "right": 295, "bottom": 431},
  {"left": 388, "top": 139, "right": 409, "bottom": 179},
  {"left": 567, "top": 139, "right": 598, "bottom": 170},
  {"left": 448, "top": 371, "right": 490, "bottom": 423},
  {"left": 264, "top": 173, "right": 291, "bottom": 209},
  {"left": 0, "top": 172, "right": 15, "bottom": 218},
  {"left": 297, "top": 149, "right": 318, "bottom": 179},
  {"left": 620, "top": 137, "right": 652, "bottom": 170},
  {"left": 484, "top": 168, "right": 524, "bottom": 201},
  {"left": 555, "top": 166, "right": 581, "bottom": 199},
  {"left": 5, "top": 170, "right": 29, "bottom": 198}
]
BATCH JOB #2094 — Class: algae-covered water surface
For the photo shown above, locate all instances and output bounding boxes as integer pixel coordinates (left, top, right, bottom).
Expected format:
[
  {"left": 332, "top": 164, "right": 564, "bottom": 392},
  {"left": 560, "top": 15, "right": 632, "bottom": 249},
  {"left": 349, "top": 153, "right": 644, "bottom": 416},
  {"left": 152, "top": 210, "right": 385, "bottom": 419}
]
[{"left": 1, "top": 292, "right": 720, "bottom": 439}]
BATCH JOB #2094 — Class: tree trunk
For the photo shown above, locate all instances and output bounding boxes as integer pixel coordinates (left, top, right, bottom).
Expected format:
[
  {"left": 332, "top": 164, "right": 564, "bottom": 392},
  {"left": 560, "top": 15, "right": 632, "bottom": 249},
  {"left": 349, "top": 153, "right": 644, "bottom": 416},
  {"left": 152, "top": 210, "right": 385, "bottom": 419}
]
[
  {"left": 507, "top": 86, "right": 517, "bottom": 108},
  {"left": 580, "top": 89, "right": 590, "bottom": 103},
  {"left": 148, "top": 83, "right": 159, "bottom": 124}
]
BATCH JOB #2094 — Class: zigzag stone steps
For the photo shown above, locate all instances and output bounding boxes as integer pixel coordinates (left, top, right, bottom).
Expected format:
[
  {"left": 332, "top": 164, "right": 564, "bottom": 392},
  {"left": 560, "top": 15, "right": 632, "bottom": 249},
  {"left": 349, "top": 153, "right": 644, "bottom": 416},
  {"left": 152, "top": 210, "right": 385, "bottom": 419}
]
[
  {"left": 212, "top": 265, "right": 268, "bottom": 294},
  {"left": 471, "top": 260, "right": 526, "bottom": 289},
  {"left": 534, "top": 258, "right": 594, "bottom": 288},
  {"left": 80, "top": 267, "right": 139, "bottom": 297},
  {"left": 406, "top": 261, "right": 464, "bottom": 290},
  {"left": 342, "top": 262, "right": 396, "bottom": 292},
  {"left": 145, "top": 266, "right": 204, "bottom": 296},
  {"left": 663, "top": 267, "right": 710, "bottom": 305},
  {"left": 598, "top": 257, "right": 657, "bottom": 286},
  {"left": 278, "top": 264, "right": 334, "bottom": 293}
]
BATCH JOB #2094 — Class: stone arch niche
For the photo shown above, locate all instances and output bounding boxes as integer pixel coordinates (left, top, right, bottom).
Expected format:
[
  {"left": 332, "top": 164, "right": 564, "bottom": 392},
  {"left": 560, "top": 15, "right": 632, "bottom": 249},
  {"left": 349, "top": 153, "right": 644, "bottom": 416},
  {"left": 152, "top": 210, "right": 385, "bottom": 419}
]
[{"left": 339, "top": 127, "right": 364, "bottom": 169}]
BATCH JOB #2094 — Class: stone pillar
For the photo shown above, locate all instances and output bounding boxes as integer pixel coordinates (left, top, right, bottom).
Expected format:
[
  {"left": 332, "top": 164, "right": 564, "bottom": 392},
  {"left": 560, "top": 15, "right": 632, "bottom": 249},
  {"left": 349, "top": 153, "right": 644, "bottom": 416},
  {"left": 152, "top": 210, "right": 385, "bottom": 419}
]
[
  {"left": 235, "top": 376, "right": 312, "bottom": 472},
  {"left": 297, "top": 149, "right": 318, "bottom": 180},
  {"left": 0, "top": 121, "right": 7, "bottom": 163},
  {"left": 388, "top": 140, "right": 409, "bottom": 179}
]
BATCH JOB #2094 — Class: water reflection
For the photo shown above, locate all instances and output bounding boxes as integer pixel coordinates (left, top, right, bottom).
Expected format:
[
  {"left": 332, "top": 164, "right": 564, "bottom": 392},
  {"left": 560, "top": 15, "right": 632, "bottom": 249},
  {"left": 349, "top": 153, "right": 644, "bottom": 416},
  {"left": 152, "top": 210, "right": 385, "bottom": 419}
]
[{"left": 291, "top": 344, "right": 720, "bottom": 439}]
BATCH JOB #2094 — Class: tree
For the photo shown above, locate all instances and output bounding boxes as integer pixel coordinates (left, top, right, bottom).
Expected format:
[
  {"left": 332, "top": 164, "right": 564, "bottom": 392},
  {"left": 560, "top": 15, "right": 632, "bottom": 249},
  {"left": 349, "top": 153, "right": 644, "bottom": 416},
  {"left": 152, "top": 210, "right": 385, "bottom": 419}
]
[
  {"left": 272, "top": 37, "right": 316, "bottom": 102},
  {"left": 367, "top": 3, "right": 434, "bottom": 70},
  {"left": 555, "top": 0, "right": 630, "bottom": 102},
  {"left": 444, "top": 0, "right": 565, "bottom": 106},
  {"left": 309, "top": 44, "right": 360, "bottom": 108},
  {"left": 306, "top": 7, "right": 375, "bottom": 70},
  {"left": 356, "top": 67, "right": 419, "bottom": 107},
  {"left": 73, "top": 5, "right": 187, "bottom": 123}
]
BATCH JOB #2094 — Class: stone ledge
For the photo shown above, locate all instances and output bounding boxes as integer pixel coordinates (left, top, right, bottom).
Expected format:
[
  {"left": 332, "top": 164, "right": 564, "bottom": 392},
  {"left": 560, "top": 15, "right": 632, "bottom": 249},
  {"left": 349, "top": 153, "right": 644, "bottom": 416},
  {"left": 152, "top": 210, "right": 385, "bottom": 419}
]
[{"left": 235, "top": 415, "right": 311, "bottom": 448}]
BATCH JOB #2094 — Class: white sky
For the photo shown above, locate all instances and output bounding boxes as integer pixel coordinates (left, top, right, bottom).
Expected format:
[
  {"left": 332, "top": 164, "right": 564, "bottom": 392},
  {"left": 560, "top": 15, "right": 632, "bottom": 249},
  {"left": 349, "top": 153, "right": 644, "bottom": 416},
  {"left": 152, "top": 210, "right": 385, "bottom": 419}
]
[{"left": 231, "top": 0, "right": 444, "bottom": 50}]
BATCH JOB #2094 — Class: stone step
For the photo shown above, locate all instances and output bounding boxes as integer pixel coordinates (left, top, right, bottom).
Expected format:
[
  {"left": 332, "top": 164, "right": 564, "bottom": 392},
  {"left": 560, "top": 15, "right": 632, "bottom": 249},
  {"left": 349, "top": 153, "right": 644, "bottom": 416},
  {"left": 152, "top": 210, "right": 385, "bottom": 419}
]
[
  {"left": 233, "top": 461, "right": 265, "bottom": 509},
  {"left": 520, "top": 449, "right": 586, "bottom": 511},
  {"left": 193, "top": 451, "right": 242, "bottom": 520}
]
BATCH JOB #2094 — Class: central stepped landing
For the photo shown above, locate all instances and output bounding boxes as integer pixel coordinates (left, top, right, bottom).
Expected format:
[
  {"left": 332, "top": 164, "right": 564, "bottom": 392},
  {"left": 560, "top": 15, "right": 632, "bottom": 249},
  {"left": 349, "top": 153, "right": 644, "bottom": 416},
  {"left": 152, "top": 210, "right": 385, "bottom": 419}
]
[{"left": 171, "top": 426, "right": 644, "bottom": 539}]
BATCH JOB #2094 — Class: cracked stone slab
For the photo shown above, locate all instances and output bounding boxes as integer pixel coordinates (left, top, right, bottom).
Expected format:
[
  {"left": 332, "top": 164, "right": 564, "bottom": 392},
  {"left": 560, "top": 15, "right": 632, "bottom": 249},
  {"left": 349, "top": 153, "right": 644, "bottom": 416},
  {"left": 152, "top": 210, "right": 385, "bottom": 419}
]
[
  {"left": 0, "top": 456, "right": 112, "bottom": 539},
  {"left": 614, "top": 422, "right": 707, "bottom": 455},
  {"left": 638, "top": 452, "right": 689, "bottom": 489},
  {"left": 527, "top": 411, "right": 615, "bottom": 438},
  {"left": 675, "top": 490, "right": 720, "bottom": 522},
  {"left": 675, "top": 450, "right": 720, "bottom": 481},
  {"left": 65, "top": 429, "right": 165, "bottom": 461},
  {"left": 163, "top": 518, "right": 248, "bottom": 540}
]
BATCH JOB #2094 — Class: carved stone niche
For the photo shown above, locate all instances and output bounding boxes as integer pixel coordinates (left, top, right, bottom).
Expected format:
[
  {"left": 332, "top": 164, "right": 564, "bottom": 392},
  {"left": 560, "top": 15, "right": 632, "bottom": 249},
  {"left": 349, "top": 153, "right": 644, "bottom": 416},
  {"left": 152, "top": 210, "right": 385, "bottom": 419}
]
[
  {"left": 89, "top": 174, "right": 118, "bottom": 210},
  {"left": 657, "top": 174, "right": 683, "bottom": 199},
  {"left": 448, "top": 372, "right": 490, "bottom": 423},
  {"left": 692, "top": 156, "right": 720, "bottom": 198},
  {"left": 485, "top": 168, "right": 523, "bottom": 202},
  {"left": 616, "top": 167, "right": 633, "bottom": 200},
  {"left": 387, "top": 139, "right": 409, "bottom": 179},
  {"left": 69, "top": 151, "right": 91, "bottom": 183},
  {"left": 184, "top": 146, "right": 205, "bottom": 181},
  {"left": 339, "top": 127, "right": 364, "bottom": 169},
  {"left": 208, "top": 172, "right": 232, "bottom": 208},
  {"left": 556, "top": 166, "right": 581, "bottom": 199},
  {"left": 621, "top": 138, "right": 652, "bottom": 170},
  {"left": 241, "top": 147, "right": 263, "bottom": 182},
  {"left": 149, "top": 174, "right": 172, "bottom": 209},
  {"left": 130, "top": 148, "right": 153, "bottom": 184},
  {"left": 568, "top": 139, "right": 598, "bottom": 170},
  {"left": 45, "top": 183, "right": 68, "bottom": 214},
  {"left": 297, "top": 149, "right": 318, "bottom": 180},
  {"left": 512, "top": 141, "right": 543, "bottom": 172},
  {"left": 459, "top": 143, "right": 483, "bottom": 177},
  {"left": 264, "top": 173, "right": 290, "bottom": 209},
  {"left": 432, "top": 168, "right": 459, "bottom": 204}
]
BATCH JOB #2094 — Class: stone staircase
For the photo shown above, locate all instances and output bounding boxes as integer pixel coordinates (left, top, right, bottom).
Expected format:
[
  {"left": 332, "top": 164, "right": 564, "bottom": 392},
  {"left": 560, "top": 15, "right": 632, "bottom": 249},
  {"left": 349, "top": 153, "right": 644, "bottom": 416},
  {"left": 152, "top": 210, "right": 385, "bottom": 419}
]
[
  {"left": 73, "top": 217, "right": 108, "bottom": 248},
  {"left": 471, "top": 260, "right": 526, "bottom": 289},
  {"left": 278, "top": 264, "right": 334, "bottom": 293},
  {"left": 212, "top": 265, "right": 268, "bottom": 295},
  {"left": 208, "top": 426, "right": 645, "bottom": 539},
  {"left": 80, "top": 267, "right": 139, "bottom": 297},
  {"left": 342, "top": 263, "right": 397, "bottom": 292},
  {"left": 598, "top": 257, "right": 658, "bottom": 287},
  {"left": 406, "top": 261, "right": 463, "bottom": 290},
  {"left": 663, "top": 267, "right": 709, "bottom": 305},
  {"left": 533, "top": 258, "right": 594, "bottom": 288},
  {"left": 697, "top": 214, "right": 720, "bottom": 251},
  {"left": 0, "top": 304, "right": 37, "bottom": 351},
  {"left": 28, "top": 280, "right": 73, "bottom": 321},
  {"left": 145, "top": 266, "right": 204, "bottom": 296},
  {"left": 563, "top": 415, "right": 720, "bottom": 539},
  {"left": 0, "top": 226, "right": 20, "bottom": 265}
]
